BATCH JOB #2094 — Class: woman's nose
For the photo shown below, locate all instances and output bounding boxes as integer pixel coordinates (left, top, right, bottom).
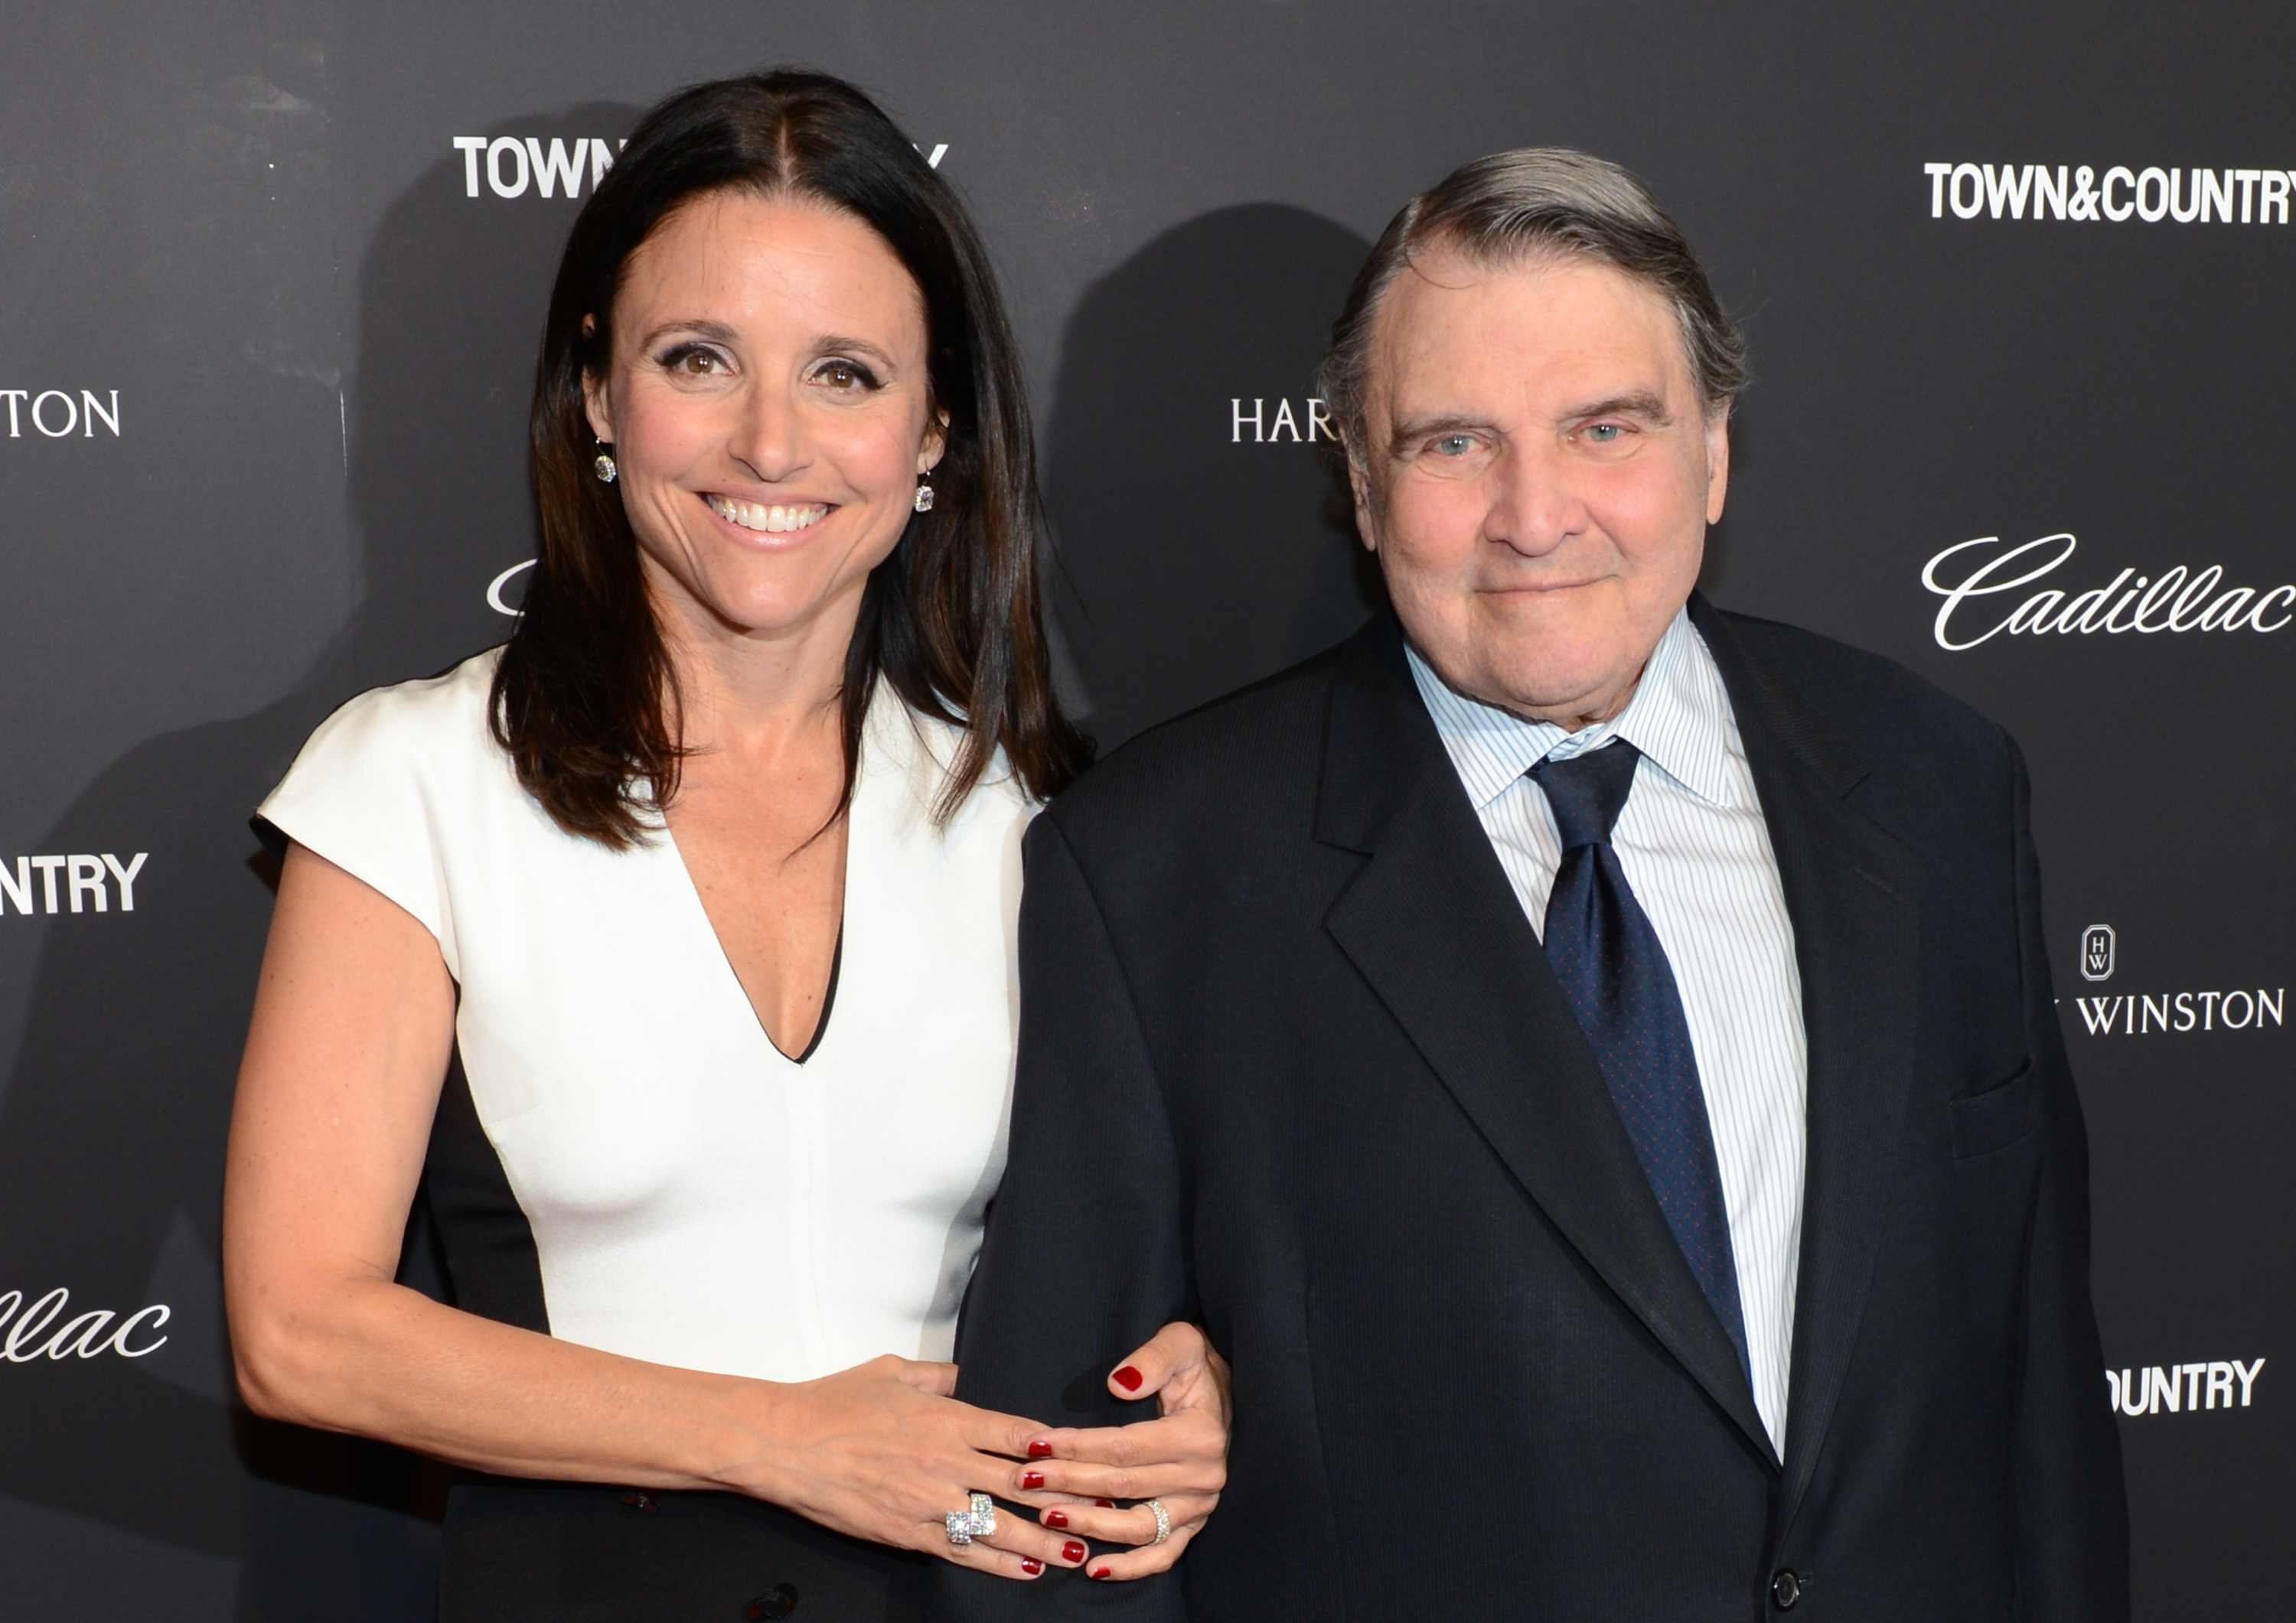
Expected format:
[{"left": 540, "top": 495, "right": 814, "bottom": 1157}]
[{"left": 729, "top": 385, "right": 811, "bottom": 484}]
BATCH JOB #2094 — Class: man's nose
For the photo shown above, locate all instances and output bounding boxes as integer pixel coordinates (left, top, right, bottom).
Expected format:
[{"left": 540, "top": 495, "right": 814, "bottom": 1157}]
[
  {"left": 1482, "top": 438, "right": 1586, "bottom": 557},
  {"left": 730, "top": 383, "right": 812, "bottom": 484}
]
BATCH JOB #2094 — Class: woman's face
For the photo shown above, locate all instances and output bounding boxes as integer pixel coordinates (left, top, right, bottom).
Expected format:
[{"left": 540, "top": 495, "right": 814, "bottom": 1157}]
[{"left": 584, "top": 190, "right": 944, "bottom": 647}]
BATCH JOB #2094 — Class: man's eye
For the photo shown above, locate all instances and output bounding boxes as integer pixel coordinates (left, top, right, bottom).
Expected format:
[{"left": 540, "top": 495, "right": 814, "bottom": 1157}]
[
  {"left": 1583, "top": 422, "right": 1624, "bottom": 443},
  {"left": 1433, "top": 434, "right": 1476, "bottom": 457}
]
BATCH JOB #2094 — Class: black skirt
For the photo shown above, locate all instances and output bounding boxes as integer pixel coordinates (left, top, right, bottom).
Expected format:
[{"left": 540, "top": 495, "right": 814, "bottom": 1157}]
[{"left": 439, "top": 1476, "right": 931, "bottom": 1623}]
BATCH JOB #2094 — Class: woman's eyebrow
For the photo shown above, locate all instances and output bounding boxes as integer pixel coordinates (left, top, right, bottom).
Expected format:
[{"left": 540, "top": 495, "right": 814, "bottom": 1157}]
[
  {"left": 634, "top": 322, "right": 902, "bottom": 373},
  {"left": 639, "top": 318, "right": 740, "bottom": 347},
  {"left": 813, "top": 334, "right": 900, "bottom": 370}
]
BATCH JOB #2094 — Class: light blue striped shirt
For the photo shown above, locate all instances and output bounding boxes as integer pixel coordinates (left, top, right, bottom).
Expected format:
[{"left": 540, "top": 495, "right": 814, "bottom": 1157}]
[{"left": 1407, "top": 608, "right": 1808, "bottom": 1452}]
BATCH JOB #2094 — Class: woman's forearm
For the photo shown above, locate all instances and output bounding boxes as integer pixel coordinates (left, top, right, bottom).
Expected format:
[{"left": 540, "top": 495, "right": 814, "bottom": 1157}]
[{"left": 230, "top": 1268, "right": 781, "bottom": 1493}]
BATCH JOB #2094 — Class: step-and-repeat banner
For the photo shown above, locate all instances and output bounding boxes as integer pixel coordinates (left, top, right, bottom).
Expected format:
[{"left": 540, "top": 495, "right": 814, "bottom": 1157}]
[{"left": 1, "top": 2, "right": 2286, "bottom": 1616}]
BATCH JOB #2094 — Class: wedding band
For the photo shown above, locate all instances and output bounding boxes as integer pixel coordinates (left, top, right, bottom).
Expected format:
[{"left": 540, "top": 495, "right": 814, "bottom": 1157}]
[
  {"left": 1146, "top": 1498, "right": 1171, "bottom": 1546},
  {"left": 944, "top": 1491, "right": 996, "bottom": 1546}
]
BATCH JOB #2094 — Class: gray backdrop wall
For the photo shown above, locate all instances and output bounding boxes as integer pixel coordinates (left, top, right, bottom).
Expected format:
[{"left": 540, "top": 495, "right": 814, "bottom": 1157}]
[{"left": 1, "top": 2, "right": 2287, "bottom": 1617}]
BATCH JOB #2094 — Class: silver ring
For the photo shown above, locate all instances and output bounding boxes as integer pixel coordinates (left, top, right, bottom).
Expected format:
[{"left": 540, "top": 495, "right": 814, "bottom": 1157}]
[
  {"left": 944, "top": 1491, "right": 996, "bottom": 1546},
  {"left": 1146, "top": 1498, "right": 1171, "bottom": 1546}
]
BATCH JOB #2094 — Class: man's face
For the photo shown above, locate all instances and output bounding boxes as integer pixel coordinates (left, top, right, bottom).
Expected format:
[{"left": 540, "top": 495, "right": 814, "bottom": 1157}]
[{"left": 1352, "top": 249, "right": 1728, "bottom": 727}]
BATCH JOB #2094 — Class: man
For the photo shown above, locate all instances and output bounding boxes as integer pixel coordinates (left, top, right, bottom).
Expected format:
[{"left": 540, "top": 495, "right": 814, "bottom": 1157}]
[{"left": 940, "top": 150, "right": 2128, "bottom": 1619}]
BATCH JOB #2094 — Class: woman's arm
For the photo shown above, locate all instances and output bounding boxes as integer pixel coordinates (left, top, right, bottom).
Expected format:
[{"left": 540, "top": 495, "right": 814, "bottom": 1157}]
[{"left": 223, "top": 842, "right": 1082, "bottom": 1579}]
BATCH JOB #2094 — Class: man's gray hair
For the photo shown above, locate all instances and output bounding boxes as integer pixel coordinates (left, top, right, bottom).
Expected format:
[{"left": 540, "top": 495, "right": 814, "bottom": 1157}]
[{"left": 1319, "top": 148, "right": 1750, "bottom": 455}]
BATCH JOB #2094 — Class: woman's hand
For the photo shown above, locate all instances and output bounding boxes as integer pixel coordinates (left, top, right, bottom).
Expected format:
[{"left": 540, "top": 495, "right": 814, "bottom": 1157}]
[
  {"left": 751, "top": 1354, "right": 1092, "bottom": 1580},
  {"left": 1008, "top": 1322, "right": 1232, "bottom": 1579}
]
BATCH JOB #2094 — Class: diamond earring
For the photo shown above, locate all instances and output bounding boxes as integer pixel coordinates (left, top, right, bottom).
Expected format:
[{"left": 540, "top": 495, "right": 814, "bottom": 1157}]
[
  {"left": 912, "top": 478, "right": 934, "bottom": 513},
  {"left": 593, "top": 445, "right": 618, "bottom": 484}
]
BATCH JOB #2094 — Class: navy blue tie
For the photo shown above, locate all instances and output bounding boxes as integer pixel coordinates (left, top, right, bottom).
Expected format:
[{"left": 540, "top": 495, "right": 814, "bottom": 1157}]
[{"left": 1529, "top": 741, "right": 1750, "bottom": 1380}]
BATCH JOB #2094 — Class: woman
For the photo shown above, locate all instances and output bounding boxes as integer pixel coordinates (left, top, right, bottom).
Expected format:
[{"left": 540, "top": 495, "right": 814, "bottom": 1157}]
[{"left": 223, "top": 70, "right": 1225, "bottom": 1619}]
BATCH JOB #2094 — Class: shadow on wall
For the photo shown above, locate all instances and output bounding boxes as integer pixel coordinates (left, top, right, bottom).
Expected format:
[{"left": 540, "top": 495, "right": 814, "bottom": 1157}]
[
  {"left": 1046, "top": 203, "right": 1381, "bottom": 751},
  {"left": 0, "top": 105, "right": 634, "bottom": 1623}
]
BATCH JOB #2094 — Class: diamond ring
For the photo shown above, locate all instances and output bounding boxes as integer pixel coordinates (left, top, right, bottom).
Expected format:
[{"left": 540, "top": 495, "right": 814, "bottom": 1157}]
[
  {"left": 944, "top": 1491, "right": 996, "bottom": 1546},
  {"left": 1146, "top": 1498, "right": 1171, "bottom": 1546}
]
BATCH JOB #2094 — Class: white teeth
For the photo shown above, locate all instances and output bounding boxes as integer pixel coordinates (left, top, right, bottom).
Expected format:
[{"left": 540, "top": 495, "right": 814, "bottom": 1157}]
[{"left": 706, "top": 495, "right": 830, "bottom": 534}]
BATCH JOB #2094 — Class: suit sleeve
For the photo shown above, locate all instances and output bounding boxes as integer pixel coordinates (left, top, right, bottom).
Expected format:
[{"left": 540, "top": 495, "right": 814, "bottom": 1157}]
[
  {"left": 933, "top": 813, "right": 1193, "bottom": 1621},
  {"left": 2006, "top": 735, "right": 2131, "bottom": 1622}
]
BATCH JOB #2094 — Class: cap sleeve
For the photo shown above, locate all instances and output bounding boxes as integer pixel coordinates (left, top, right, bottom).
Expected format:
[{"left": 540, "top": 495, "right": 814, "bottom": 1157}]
[{"left": 255, "top": 656, "right": 497, "bottom": 981}]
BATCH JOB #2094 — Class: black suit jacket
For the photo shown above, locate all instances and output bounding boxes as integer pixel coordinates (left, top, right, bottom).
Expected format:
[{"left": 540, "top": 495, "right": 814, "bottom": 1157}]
[{"left": 938, "top": 598, "right": 2128, "bottom": 1621}]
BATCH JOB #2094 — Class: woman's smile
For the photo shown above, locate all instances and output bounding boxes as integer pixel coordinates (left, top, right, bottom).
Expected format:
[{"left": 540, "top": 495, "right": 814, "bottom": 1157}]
[{"left": 702, "top": 492, "right": 833, "bottom": 536}]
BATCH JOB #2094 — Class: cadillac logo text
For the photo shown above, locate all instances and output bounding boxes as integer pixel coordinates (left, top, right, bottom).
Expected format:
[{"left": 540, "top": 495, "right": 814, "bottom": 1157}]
[
  {"left": 0, "top": 1288, "right": 170, "bottom": 1362},
  {"left": 1923, "top": 534, "right": 2295, "bottom": 651}
]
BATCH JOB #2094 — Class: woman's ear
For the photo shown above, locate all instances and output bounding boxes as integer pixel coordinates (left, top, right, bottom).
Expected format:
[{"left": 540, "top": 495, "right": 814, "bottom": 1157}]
[
  {"left": 580, "top": 316, "right": 615, "bottom": 445},
  {"left": 919, "top": 407, "right": 951, "bottom": 475}
]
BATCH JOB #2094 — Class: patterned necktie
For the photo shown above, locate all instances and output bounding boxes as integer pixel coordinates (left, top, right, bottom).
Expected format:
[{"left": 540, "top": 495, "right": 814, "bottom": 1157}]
[{"left": 1529, "top": 740, "right": 1750, "bottom": 1380}]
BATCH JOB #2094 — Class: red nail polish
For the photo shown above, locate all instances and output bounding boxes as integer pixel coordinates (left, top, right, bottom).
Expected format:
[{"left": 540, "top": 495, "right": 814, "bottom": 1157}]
[
  {"left": 1021, "top": 1558, "right": 1043, "bottom": 1576},
  {"left": 1091, "top": 1564, "right": 1114, "bottom": 1580},
  {"left": 1045, "top": 1509, "right": 1069, "bottom": 1529},
  {"left": 1027, "top": 1439, "right": 1055, "bottom": 1458},
  {"left": 1063, "top": 1540, "right": 1088, "bottom": 1563},
  {"left": 1113, "top": 1365, "right": 1143, "bottom": 1391},
  {"left": 1021, "top": 1469, "right": 1045, "bottom": 1490},
  {"left": 1095, "top": 1498, "right": 1114, "bottom": 1508}
]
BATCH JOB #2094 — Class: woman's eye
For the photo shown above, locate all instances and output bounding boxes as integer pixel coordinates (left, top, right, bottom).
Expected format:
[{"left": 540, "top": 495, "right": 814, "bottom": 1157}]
[
  {"left": 814, "top": 359, "right": 879, "bottom": 391},
  {"left": 660, "top": 345, "right": 724, "bottom": 376}
]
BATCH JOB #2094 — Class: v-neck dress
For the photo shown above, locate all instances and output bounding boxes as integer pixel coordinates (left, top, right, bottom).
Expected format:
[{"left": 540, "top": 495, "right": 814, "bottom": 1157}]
[{"left": 256, "top": 648, "right": 1035, "bottom": 1621}]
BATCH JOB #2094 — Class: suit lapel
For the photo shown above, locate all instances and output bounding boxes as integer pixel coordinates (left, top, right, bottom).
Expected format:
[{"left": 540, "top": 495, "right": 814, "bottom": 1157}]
[
  {"left": 1316, "top": 615, "right": 1773, "bottom": 1461},
  {"left": 1690, "top": 598, "right": 1923, "bottom": 1533}
]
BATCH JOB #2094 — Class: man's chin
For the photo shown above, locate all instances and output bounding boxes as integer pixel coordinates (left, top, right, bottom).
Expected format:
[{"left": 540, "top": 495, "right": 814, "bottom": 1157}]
[
  {"left": 1395, "top": 592, "right": 1655, "bottom": 720},
  {"left": 1463, "top": 635, "right": 1647, "bottom": 726}
]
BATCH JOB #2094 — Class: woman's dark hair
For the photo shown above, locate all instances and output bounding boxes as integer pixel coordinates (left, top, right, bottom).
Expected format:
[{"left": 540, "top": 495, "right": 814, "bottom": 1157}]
[{"left": 493, "top": 69, "right": 1090, "bottom": 846}]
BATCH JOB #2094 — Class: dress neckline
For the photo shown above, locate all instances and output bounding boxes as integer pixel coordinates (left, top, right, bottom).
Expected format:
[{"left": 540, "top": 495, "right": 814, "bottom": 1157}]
[{"left": 643, "top": 689, "right": 949, "bottom": 1071}]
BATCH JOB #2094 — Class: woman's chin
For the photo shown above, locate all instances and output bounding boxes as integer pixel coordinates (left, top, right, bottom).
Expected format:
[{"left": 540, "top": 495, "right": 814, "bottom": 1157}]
[{"left": 687, "top": 585, "right": 866, "bottom": 644}]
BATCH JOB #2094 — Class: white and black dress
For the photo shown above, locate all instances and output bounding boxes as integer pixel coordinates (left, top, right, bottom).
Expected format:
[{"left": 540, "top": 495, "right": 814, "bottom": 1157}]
[{"left": 257, "top": 650, "right": 1033, "bottom": 1622}]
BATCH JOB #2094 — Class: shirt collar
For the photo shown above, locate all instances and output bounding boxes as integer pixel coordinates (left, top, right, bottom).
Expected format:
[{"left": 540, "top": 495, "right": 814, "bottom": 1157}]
[{"left": 1404, "top": 607, "right": 1739, "bottom": 812}]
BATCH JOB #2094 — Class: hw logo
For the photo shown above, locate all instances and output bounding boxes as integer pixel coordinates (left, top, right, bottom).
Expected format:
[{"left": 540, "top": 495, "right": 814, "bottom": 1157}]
[{"left": 2080, "top": 925, "right": 2116, "bottom": 983}]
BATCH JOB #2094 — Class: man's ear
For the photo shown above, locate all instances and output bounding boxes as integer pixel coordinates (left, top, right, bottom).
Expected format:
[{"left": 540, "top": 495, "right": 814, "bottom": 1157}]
[
  {"left": 1703, "top": 404, "right": 1731, "bottom": 526},
  {"left": 1346, "top": 444, "right": 1381, "bottom": 552}
]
